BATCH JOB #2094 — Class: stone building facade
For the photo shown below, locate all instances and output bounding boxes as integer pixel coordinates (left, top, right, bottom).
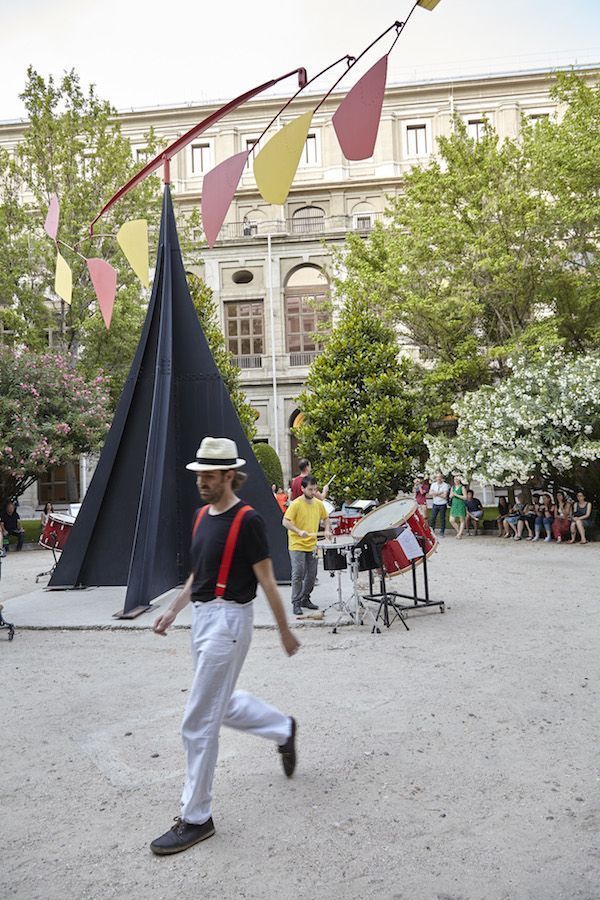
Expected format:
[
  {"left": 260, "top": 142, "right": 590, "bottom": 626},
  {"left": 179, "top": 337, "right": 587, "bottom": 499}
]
[{"left": 1, "top": 64, "right": 597, "bottom": 509}]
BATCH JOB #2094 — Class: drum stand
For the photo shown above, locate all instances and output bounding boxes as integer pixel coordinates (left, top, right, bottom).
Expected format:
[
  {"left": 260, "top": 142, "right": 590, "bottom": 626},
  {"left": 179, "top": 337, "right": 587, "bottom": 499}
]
[
  {"left": 36, "top": 532, "right": 61, "bottom": 583},
  {"left": 364, "top": 539, "right": 444, "bottom": 629},
  {"left": 328, "top": 547, "right": 380, "bottom": 634}
]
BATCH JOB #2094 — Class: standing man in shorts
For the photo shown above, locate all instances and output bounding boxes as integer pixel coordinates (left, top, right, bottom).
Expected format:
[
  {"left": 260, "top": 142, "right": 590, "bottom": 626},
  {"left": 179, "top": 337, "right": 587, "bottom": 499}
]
[{"left": 150, "top": 437, "right": 300, "bottom": 856}]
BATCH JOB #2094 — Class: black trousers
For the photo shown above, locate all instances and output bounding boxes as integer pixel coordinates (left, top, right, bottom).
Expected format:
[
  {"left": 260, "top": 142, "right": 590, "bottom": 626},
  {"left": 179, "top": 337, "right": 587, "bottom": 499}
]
[
  {"left": 6, "top": 530, "right": 24, "bottom": 550},
  {"left": 430, "top": 504, "right": 447, "bottom": 534}
]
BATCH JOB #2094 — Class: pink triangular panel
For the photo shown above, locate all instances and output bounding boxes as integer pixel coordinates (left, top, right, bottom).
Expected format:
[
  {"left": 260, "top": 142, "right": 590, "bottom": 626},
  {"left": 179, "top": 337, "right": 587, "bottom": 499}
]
[
  {"left": 44, "top": 193, "right": 60, "bottom": 240},
  {"left": 332, "top": 55, "right": 388, "bottom": 160},
  {"left": 87, "top": 258, "right": 118, "bottom": 329},
  {"left": 202, "top": 150, "right": 250, "bottom": 248}
]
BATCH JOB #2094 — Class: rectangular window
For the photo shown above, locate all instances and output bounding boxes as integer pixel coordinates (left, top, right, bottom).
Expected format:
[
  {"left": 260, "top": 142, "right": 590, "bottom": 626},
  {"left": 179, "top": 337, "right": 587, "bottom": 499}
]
[
  {"left": 245, "top": 138, "right": 259, "bottom": 170},
  {"left": 302, "top": 134, "right": 318, "bottom": 166},
  {"left": 285, "top": 291, "right": 330, "bottom": 354},
  {"left": 226, "top": 301, "right": 264, "bottom": 357},
  {"left": 38, "top": 462, "right": 81, "bottom": 504},
  {"left": 191, "top": 143, "right": 211, "bottom": 174},
  {"left": 406, "top": 124, "right": 428, "bottom": 157},
  {"left": 528, "top": 112, "right": 549, "bottom": 123},
  {"left": 0, "top": 322, "right": 14, "bottom": 346},
  {"left": 355, "top": 214, "right": 373, "bottom": 231},
  {"left": 136, "top": 148, "right": 150, "bottom": 164},
  {"left": 467, "top": 119, "right": 486, "bottom": 142}
]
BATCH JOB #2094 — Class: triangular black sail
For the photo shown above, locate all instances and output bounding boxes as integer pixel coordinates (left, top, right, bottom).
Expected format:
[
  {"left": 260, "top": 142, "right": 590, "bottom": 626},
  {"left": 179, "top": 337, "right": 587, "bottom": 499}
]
[{"left": 49, "top": 186, "right": 290, "bottom": 612}]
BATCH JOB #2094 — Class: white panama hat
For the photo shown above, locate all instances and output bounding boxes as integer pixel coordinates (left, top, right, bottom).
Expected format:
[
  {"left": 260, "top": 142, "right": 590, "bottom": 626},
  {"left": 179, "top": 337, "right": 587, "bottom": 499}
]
[{"left": 186, "top": 437, "right": 246, "bottom": 472}]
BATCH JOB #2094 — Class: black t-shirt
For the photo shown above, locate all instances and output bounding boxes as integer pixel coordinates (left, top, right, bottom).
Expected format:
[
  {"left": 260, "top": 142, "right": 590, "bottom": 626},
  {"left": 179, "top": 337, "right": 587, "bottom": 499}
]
[
  {"left": 2, "top": 510, "right": 20, "bottom": 531},
  {"left": 190, "top": 501, "right": 270, "bottom": 604},
  {"left": 466, "top": 498, "right": 483, "bottom": 513}
]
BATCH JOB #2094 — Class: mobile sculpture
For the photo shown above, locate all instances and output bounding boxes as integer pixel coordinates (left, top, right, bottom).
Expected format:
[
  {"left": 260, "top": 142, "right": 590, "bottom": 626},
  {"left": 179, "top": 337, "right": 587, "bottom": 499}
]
[{"left": 45, "top": 0, "right": 442, "bottom": 617}]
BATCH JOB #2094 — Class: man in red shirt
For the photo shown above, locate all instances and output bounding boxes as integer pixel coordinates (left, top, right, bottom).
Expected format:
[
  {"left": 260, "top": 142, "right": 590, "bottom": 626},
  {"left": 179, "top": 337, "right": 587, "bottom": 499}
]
[{"left": 291, "top": 459, "right": 329, "bottom": 502}]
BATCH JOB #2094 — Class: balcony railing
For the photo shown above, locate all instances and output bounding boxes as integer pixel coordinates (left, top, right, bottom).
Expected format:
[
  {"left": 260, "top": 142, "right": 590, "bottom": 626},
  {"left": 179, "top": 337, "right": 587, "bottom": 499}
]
[
  {"left": 232, "top": 354, "right": 263, "bottom": 369},
  {"left": 212, "top": 213, "right": 383, "bottom": 243},
  {"left": 289, "top": 350, "right": 321, "bottom": 367}
]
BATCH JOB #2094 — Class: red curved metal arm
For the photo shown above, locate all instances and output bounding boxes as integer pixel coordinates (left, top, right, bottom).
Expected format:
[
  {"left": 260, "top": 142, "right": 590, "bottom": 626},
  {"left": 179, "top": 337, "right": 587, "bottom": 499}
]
[{"left": 89, "top": 67, "right": 308, "bottom": 234}]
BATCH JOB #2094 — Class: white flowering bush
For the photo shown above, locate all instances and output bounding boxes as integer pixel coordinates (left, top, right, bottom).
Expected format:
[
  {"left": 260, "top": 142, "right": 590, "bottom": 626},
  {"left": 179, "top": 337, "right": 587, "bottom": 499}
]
[{"left": 425, "top": 353, "right": 600, "bottom": 486}]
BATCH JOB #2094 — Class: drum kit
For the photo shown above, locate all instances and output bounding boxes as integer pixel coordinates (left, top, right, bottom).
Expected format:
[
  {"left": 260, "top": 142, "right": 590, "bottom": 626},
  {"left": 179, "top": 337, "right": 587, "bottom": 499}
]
[
  {"left": 317, "top": 498, "right": 444, "bottom": 632},
  {"left": 36, "top": 513, "right": 75, "bottom": 582}
]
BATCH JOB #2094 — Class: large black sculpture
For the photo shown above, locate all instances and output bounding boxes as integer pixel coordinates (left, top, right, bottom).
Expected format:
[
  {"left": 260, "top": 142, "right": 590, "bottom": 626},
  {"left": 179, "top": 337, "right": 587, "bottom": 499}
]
[{"left": 49, "top": 187, "right": 290, "bottom": 615}]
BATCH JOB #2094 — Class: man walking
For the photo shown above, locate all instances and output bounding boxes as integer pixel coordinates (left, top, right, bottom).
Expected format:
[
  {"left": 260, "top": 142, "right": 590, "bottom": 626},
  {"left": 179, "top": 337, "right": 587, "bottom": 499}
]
[
  {"left": 150, "top": 437, "right": 300, "bottom": 856},
  {"left": 283, "top": 475, "right": 331, "bottom": 617},
  {"left": 428, "top": 472, "right": 450, "bottom": 536}
]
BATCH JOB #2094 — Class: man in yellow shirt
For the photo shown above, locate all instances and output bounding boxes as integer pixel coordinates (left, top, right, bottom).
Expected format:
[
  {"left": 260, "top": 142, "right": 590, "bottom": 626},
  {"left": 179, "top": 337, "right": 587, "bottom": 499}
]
[{"left": 283, "top": 476, "right": 331, "bottom": 617}]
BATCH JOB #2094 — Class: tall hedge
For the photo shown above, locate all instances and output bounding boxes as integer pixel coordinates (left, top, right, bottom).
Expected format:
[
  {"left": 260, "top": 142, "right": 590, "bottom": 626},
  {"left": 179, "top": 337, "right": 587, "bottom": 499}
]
[{"left": 253, "top": 443, "right": 284, "bottom": 491}]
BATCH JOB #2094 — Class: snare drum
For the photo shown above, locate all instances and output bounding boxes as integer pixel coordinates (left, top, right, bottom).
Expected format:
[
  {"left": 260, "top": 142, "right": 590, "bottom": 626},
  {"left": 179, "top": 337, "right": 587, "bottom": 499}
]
[
  {"left": 381, "top": 511, "right": 437, "bottom": 577},
  {"left": 39, "top": 513, "right": 75, "bottom": 551},
  {"left": 317, "top": 536, "right": 355, "bottom": 571}
]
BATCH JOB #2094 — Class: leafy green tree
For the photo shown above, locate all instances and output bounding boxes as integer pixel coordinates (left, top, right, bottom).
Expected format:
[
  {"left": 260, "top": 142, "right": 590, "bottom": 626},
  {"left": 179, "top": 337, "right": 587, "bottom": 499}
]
[
  {"left": 0, "top": 347, "right": 110, "bottom": 505},
  {"left": 295, "top": 297, "right": 425, "bottom": 502},
  {"left": 187, "top": 273, "right": 257, "bottom": 441},
  {"left": 0, "top": 68, "right": 163, "bottom": 401},
  {"left": 335, "top": 73, "right": 599, "bottom": 416},
  {"left": 527, "top": 73, "right": 600, "bottom": 350}
]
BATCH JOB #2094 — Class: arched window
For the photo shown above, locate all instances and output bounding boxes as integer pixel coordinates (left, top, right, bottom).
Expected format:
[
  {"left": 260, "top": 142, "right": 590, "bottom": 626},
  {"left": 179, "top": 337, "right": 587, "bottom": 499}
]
[
  {"left": 291, "top": 206, "right": 325, "bottom": 234},
  {"left": 284, "top": 266, "right": 330, "bottom": 364}
]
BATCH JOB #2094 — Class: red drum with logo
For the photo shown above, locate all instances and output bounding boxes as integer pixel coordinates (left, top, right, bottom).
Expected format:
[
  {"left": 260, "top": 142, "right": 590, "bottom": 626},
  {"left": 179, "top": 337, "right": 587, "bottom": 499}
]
[
  {"left": 381, "top": 511, "right": 437, "bottom": 576},
  {"left": 351, "top": 498, "right": 437, "bottom": 577},
  {"left": 330, "top": 515, "right": 360, "bottom": 536},
  {"left": 39, "top": 513, "right": 75, "bottom": 551}
]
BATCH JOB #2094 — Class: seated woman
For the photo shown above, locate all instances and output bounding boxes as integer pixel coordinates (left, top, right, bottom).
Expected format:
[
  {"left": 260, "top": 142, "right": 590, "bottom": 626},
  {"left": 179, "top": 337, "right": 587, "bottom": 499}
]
[
  {"left": 515, "top": 498, "right": 538, "bottom": 541},
  {"left": 551, "top": 491, "right": 572, "bottom": 543},
  {"left": 40, "top": 501, "right": 54, "bottom": 530},
  {"left": 504, "top": 495, "right": 524, "bottom": 538},
  {"left": 496, "top": 496, "right": 510, "bottom": 536},
  {"left": 533, "top": 492, "right": 554, "bottom": 542},
  {"left": 465, "top": 490, "right": 484, "bottom": 535},
  {"left": 568, "top": 491, "right": 592, "bottom": 544}
]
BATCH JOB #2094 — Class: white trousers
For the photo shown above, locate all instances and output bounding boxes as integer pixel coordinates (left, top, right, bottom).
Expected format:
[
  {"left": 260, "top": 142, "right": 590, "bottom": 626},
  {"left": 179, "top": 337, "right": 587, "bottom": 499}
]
[{"left": 180, "top": 599, "right": 291, "bottom": 825}]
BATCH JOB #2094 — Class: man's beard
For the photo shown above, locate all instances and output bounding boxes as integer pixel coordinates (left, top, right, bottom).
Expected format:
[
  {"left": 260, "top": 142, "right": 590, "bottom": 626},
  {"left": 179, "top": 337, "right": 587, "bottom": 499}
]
[{"left": 199, "top": 480, "right": 226, "bottom": 503}]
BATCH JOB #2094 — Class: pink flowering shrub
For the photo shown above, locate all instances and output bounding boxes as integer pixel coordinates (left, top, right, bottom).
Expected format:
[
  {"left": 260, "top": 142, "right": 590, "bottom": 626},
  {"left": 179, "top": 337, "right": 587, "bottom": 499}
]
[{"left": 0, "top": 348, "right": 110, "bottom": 502}]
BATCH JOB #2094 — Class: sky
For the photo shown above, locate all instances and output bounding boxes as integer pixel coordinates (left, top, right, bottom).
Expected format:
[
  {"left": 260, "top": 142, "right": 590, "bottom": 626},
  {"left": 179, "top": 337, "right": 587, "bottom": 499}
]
[{"left": 1, "top": 0, "right": 599, "bottom": 121}]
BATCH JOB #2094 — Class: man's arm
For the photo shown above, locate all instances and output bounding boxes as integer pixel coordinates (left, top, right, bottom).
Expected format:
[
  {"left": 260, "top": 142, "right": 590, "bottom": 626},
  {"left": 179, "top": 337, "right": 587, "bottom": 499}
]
[
  {"left": 253, "top": 558, "right": 300, "bottom": 657},
  {"left": 283, "top": 514, "right": 308, "bottom": 539},
  {"left": 153, "top": 572, "right": 194, "bottom": 635}
]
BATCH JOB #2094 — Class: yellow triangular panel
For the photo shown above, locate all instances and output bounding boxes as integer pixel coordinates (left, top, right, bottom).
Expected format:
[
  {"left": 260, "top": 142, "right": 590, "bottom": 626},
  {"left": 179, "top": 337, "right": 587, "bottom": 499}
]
[
  {"left": 253, "top": 110, "right": 313, "bottom": 205},
  {"left": 116, "top": 219, "right": 149, "bottom": 287},
  {"left": 55, "top": 251, "right": 72, "bottom": 305}
]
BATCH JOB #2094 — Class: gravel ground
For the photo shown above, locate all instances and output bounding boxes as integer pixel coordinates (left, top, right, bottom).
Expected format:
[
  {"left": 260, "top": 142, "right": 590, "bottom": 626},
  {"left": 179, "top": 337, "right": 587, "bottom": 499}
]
[{"left": 1, "top": 536, "right": 598, "bottom": 900}]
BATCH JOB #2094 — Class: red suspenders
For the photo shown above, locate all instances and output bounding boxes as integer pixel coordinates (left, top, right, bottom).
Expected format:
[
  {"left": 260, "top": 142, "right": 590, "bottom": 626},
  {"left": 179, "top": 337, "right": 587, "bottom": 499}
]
[{"left": 192, "top": 504, "right": 253, "bottom": 599}]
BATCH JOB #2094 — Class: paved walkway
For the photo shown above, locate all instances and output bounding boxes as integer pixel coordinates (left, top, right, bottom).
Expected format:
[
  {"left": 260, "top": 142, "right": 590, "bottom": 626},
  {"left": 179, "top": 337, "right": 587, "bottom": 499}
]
[
  {"left": 2, "top": 545, "right": 435, "bottom": 631},
  {"left": 1, "top": 536, "right": 598, "bottom": 900}
]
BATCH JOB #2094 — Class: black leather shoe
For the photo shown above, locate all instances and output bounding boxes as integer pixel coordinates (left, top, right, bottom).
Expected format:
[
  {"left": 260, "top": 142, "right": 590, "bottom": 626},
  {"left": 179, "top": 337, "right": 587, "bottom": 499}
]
[
  {"left": 150, "top": 816, "right": 215, "bottom": 855},
  {"left": 301, "top": 600, "right": 319, "bottom": 610},
  {"left": 292, "top": 603, "right": 304, "bottom": 616},
  {"left": 278, "top": 717, "right": 297, "bottom": 777}
]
